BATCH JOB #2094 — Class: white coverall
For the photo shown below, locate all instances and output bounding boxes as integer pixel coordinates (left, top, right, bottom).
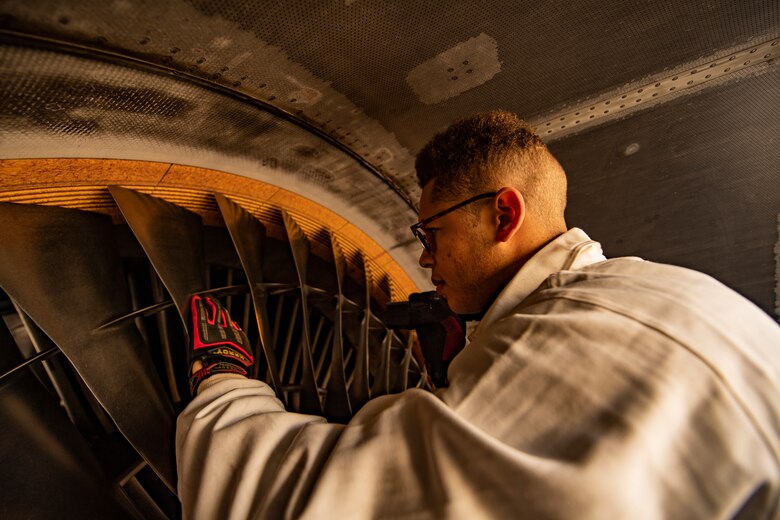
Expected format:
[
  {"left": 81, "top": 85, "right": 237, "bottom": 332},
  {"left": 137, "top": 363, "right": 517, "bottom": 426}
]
[{"left": 177, "top": 228, "right": 780, "bottom": 519}]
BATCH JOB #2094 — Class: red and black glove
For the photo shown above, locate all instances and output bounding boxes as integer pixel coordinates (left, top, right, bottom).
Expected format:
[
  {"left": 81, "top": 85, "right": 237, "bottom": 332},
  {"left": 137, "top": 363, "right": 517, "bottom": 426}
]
[{"left": 188, "top": 294, "right": 254, "bottom": 396}]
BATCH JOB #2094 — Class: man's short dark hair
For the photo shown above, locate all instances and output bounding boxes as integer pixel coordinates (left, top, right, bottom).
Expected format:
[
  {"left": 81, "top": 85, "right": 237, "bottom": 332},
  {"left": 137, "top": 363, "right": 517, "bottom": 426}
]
[{"left": 415, "top": 110, "right": 567, "bottom": 226}]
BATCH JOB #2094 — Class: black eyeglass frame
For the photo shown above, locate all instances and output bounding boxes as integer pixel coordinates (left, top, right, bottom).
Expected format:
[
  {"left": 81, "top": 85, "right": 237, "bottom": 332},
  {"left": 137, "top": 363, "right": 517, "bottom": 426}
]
[{"left": 410, "top": 192, "right": 497, "bottom": 253}]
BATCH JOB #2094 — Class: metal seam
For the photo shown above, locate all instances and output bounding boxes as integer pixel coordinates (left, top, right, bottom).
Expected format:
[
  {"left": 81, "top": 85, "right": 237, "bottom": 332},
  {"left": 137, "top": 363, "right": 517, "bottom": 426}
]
[{"left": 534, "top": 37, "right": 779, "bottom": 141}]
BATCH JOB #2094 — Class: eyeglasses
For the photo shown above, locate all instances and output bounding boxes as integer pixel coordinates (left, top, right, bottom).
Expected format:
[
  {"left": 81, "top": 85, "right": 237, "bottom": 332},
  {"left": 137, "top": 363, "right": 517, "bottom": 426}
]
[{"left": 410, "top": 192, "right": 497, "bottom": 253}]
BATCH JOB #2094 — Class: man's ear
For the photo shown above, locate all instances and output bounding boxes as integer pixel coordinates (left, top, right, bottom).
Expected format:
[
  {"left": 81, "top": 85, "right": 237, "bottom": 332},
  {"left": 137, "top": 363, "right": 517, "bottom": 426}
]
[{"left": 494, "top": 187, "right": 525, "bottom": 242}]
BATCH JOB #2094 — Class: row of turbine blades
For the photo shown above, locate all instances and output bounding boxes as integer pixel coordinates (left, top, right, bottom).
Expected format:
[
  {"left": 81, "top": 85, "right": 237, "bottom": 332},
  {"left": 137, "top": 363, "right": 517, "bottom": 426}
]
[{"left": 0, "top": 186, "right": 424, "bottom": 494}]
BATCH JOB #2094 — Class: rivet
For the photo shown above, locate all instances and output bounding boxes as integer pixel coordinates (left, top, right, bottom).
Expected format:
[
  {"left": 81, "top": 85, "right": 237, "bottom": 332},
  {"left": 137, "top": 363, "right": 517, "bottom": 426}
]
[
  {"left": 655, "top": 82, "right": 661, "bottom": 87},
  {"left": 690, "top": 70, "right": 697, "bottom": 74},
  {"left": 546, "top": 122, "right": 551, "bottom": 126},
  {"left": 605, "top": 100, "right": 610, "bottom": 105},
  {"left": 604, "top": 110, "right": 609, "bottom": 113},
  {"left": 669, "top": 86, "right": 676, "bottom": 90},
  {"left": 705, "top": 74, "right": 711, "bottom": 78},
  {"left": 233, "top": 81, "right": 241, "bottom": 87},
  {"left": 590, "top": 106, "right": 595, "bottom": 110},
  {"left": 268, "top": 96, "right": 276, "bottom": 100},
  {"left": 575, "top": 112, "right": 580, "bottom": 115},
  {"left": 637, "top": 88, "right": 643, "bottom": 93},
  {"left": 743, "top": 60, "right": 750, "bottom": 65},
  {"left": 560, "top": 117, "right": 565, "bottom": 120},
  {"left": 589, "top": 115, "right": 595, "bottom": 119},
  {"left": 463, "top": 60, "right": 469, "bottom": 65},
  {"left": 724, "top": 67, "right": 731, "bottom": 72},
  {"left": 58, "top": 16, "right": 70, "bottom": 25},
  {"left": 728, "top": 56, "right": 735, "bottom": 61},
  {"left": 290, "top": 98, "right": 297, "bottom": 103},
  {"left": 196, "top": 57, "right": 206, "bottom": 64},
  {"left": 170, "top": 47, "right": 180, "bottom": 54},
  {"left": 636, "top": 98, "right": 641, "bottom": 102},
  {"left": 447, "top": 67, "right": 454, "bottom": 72},
  {"left": 139, "top": 37, "right": 150, "bottom": 45},
  {"left": 259, "top": 83, "right": 266, "bottom": 88},
  {"left": 652, "top": 93, "right": 658, "bottom": 97},
  {"left": 687, "top": 80, "right": 693, "bottom": 85},
  {"left": 750, "top": 48, "right": 757, "bottom": 53},
  {"left": 575, "top": 120, "right": 580, "bottom": 124},
  {"left": 620, "top": 104, "right": 625, "bottom": 108},
  {"left": 221, "top": 66, "right": 229, "bottom": 72},
  {"left": 561, "top": 125, "right": 566, "bottom": 129},
  {"left": 621, "top": 95, "right": 627, "bottom": 99},
  {"left": 451, "top": 76, "right": 458, "bottom": 80},
  {"left": 672, "top": 76, "right": 678, "bottom": 80},
  {"left": 466, "top": 69, "right": 473, "bottom": 74}
]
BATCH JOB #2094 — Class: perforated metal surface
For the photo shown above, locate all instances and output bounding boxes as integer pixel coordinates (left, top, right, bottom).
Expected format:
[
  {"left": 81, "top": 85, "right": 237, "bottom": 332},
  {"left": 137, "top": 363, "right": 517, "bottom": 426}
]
[
  {"left": 554, "top": 65, "right": 780, "bottom": 317},
  {"left": 0, "top": 40, "right": 428, "bottom": 289},
  {"left": 1, "top": 1, "right": 777, "bottom": 170}
]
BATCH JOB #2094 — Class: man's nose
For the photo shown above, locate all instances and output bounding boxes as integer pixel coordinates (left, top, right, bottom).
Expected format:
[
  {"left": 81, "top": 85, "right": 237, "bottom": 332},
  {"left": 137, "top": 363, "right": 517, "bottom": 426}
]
[{"left": 418, "top": 248, "right": 434, "bottom": 268}]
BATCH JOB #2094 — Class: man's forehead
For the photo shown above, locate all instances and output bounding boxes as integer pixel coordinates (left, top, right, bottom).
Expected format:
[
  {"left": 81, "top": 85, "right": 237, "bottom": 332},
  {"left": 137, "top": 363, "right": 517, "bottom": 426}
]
[{"left": 417, "top": 180, "right": 449, "bottom": 220}]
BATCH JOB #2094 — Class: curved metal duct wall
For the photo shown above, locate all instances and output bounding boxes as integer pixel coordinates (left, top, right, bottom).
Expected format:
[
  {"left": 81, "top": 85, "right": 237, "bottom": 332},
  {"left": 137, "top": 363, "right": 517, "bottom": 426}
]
[
  {"left": 0, "top": 2, "right": 432, "bottom": 515},
  {"left": 0, "top": 185, "right": 424, "bottom": 518}
]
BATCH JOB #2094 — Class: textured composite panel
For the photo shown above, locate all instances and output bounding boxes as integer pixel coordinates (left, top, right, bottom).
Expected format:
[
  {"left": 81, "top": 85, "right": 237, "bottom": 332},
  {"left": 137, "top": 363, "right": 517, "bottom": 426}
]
[
  {"left": 552, "top": 66, "right": 780, "bottom": 319},
  {"left": 0, "top": 42, "right": 429, "bottom": 290},
  {"left": 2, "top": 1, "right": 777, "bottom": 177}
]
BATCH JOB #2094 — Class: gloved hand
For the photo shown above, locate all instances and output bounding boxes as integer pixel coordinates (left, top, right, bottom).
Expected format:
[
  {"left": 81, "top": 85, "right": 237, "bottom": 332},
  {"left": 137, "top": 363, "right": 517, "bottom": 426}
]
[{"left": 189, "top": 294, "right": 254, "bottom": 396}]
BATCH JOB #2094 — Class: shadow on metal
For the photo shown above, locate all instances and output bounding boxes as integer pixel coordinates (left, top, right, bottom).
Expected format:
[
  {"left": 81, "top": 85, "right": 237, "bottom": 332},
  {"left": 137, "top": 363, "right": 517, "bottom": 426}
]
[
  {"left": 282, "top": 209, "right": 325, "bottom": 415},
  {"left": 109, "top": 186, "right": 207, "bottom": 331},
  {"left": 215, "top": 194, "right": 284, "bottom": 398},
  {"left": 0, "top": 201, "right": 177, "bottom": 492},
  {"left": 348, "top": 254, "right": 372, "bottom": 411},
  {"left": 0, "top": 316, "right": 137, "bottom": 519},
  {"left": 323, "top": 236, "right": 352, "bottom": 422}
]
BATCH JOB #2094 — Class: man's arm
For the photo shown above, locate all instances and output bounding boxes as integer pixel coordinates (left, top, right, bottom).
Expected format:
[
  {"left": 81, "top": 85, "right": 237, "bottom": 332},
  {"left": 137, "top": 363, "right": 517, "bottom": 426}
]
[
  {"left": 177, "top": 378, "right": 338, "bottom": 519},
  {"left": 176, "top": 376, "right": 552, "bottom": 519}
]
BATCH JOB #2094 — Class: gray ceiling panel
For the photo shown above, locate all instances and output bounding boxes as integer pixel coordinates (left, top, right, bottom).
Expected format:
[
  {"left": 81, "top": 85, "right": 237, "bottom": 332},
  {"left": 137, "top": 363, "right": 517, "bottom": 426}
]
[
  {"left": 2, "top": 1, "right": 777, "bottom": 178},
  {"left": 552, "top": 66, "right": 780, "bottom": 317}
]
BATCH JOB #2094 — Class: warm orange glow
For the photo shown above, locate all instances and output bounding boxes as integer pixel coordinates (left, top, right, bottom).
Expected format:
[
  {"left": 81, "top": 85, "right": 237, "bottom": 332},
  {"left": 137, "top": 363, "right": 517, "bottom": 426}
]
[{"left": 0, "top": 158, "right": 418, "bottom": 304}]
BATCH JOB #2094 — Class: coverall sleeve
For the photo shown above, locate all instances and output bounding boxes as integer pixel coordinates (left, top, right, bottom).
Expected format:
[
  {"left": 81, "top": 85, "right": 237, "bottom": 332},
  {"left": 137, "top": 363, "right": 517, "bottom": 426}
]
[{"left": 176, "top": 377, "right": 553, "bottom": 519}]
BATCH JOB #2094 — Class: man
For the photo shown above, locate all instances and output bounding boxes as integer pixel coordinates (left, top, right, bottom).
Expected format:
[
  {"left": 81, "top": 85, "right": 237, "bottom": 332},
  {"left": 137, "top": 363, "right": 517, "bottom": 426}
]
[{"left": 177, "top": 111, "right": 780, "bottom": 518}]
